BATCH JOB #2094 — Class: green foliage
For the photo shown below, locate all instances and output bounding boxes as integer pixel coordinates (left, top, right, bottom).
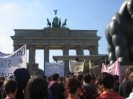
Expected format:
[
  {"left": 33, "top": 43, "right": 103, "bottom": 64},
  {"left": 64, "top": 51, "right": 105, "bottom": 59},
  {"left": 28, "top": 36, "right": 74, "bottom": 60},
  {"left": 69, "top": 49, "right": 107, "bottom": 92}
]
[
  {"left": 26, "top": 63, "right": 44, "bottom": 76},
  {"left": 84, "top": 62, "right": 89, "bottom": 73},
  {"left": 36, "top": 69, "right": 44, "bottom": 76}
]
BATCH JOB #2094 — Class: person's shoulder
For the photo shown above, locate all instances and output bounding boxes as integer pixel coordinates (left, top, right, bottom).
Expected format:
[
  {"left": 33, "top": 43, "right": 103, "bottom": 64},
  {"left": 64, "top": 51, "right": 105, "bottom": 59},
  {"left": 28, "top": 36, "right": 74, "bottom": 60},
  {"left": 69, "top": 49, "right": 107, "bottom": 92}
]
[
  {"left": 51, "top": 82, "right": 62, "bottom": 88},
  {"left": 95, "top": 97, "right": 101, "bottom": 99},
  {"left": 110, "top": 91, "right": 124, "bottom": 99},
  {"left": 95, "top": 93, "right": 103, "bottom": 99},
  {"left": 116, "top": 94, "right": 125, "bottom": 99},
  {"left": 119, "top": 81, "right": 130, "bottom": 87}
]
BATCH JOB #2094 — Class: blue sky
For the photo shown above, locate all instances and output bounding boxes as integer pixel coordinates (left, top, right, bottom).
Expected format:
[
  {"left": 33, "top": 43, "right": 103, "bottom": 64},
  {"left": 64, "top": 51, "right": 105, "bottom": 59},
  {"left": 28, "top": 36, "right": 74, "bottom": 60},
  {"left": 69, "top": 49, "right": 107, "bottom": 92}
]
[{"left": 0, "top": 0, "right": 124, "bottom": 70}]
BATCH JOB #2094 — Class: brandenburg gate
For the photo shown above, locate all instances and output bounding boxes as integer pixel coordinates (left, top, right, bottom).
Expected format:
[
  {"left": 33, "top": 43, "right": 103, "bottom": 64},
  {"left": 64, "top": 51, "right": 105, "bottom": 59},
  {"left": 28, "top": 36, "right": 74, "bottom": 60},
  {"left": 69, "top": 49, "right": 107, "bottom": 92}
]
[{"left": 11, "top": 11, "right": 100, "bottom": 74}]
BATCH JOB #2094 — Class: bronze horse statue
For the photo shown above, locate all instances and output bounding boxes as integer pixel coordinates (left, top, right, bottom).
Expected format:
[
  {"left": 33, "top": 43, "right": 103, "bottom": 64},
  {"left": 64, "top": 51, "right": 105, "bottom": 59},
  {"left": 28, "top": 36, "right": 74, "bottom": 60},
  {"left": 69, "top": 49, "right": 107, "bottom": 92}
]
[
  {"left": 106, "top": 0, "right": 133, "bottom": 64},
  {"left": 62, "top": 19, "right": 67, "bottom": 28},
  {"left": 47, "top": 19, "right": 51, "bottom": 27}
]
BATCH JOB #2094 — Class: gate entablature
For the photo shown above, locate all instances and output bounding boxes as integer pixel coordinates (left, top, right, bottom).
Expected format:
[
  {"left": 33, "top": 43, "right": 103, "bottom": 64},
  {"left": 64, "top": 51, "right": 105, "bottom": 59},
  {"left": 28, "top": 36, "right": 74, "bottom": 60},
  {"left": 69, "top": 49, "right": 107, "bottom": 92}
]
[{"left": 11, "top": 10, "right": 101, "bottom": 74}]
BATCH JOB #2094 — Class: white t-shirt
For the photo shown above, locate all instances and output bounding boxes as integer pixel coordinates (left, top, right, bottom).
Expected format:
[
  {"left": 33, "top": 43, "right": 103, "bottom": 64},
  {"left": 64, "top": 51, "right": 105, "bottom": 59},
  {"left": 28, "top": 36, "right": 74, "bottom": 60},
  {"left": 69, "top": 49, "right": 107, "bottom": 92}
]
[{"left": 126, "top": 92, "right": 133, "bottom": 99}]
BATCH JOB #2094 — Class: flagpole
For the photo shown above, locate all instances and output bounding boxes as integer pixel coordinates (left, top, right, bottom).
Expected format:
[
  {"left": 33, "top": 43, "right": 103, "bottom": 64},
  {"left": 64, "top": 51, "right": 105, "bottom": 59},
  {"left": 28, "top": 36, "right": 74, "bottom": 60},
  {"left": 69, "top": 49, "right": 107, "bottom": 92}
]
[
  {"left": 105, "top": 57, "right": 106, "bottom": 65},
  {"left": 25, "top": 44, "right": 27, "bottom": 69}
]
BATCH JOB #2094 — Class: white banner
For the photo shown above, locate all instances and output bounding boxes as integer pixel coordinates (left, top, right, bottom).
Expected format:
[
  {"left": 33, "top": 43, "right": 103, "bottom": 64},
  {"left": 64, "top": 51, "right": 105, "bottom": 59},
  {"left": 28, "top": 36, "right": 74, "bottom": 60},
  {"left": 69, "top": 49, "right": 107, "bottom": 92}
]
[
  {"left": 0, "top": 45, "right": 27, "bottom": 78},
  {"left": 69, "top": 61, "right": 84, "bottom": 74},
  {"left": 45, "top": 62, "right": 64, "bottom": 77}
]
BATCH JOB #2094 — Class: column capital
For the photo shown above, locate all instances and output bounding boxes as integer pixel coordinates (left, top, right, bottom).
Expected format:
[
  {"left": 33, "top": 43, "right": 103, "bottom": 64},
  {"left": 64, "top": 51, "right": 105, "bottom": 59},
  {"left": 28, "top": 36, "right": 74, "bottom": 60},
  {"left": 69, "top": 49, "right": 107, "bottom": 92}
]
[
  {"left": 63, "top": 45, "right": 69, "bottom": 49},
  {"left": 76, "top": 45, "right": 83, "bottom": 49}
]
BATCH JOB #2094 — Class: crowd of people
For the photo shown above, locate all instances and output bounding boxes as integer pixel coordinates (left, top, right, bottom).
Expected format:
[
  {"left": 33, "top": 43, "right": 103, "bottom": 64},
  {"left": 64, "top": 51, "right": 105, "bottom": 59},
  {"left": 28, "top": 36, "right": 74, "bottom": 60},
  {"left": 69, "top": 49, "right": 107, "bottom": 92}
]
[{"left": 1, "top": 66, "right": 133, "bottom": 99}]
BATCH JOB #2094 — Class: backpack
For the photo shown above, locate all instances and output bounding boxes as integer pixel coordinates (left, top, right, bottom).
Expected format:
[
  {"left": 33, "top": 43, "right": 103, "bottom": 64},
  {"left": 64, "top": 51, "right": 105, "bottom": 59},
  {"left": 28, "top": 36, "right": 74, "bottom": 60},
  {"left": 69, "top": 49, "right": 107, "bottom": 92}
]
[
  {"left": 84, "top": 88, "right": 95, "bottom": 99},
  {"left": 48, "top": 89, "right": 57, "bottom": 99}
]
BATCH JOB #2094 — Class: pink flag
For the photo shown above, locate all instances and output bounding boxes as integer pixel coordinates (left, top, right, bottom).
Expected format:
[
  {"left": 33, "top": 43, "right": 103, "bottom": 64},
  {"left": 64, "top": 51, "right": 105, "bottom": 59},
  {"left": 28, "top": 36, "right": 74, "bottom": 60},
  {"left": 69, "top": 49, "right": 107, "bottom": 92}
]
[
  {"left": 101, "top": 60, "right": 120, "bottom": 81},
  {"left": 107, "top": 60, "right": 120, "bottom": 76},
  {"left": 101, "top": 63, "right": 107, "bottom": 73}
]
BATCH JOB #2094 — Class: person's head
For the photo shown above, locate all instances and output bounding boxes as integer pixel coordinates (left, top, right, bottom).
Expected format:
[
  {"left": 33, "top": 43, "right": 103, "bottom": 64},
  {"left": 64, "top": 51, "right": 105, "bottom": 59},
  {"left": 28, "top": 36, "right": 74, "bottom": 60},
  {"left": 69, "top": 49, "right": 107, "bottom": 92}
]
[
  {"left": 113, "top": 75, "right": 119, "bottom": 84},
  {"left": 52, "top": 73, "right": 59, "bottom": 81},
  {"left": 91, "top": 74, "right": 97, "bottom": 84},
  {"left": 4, "top": 79, "right": 18, "bottom": 95},
  {"left": 84, "top": 74, "right": 92, "bottom": 84},
  {"left": 59, "top": 77, "right": 64, "bottom": 83},
  {"left": 14, "top": 68, "right": 30, "bottom": 99},
  {"left": 97, "top": 72, "right": 114, "bottom": 89},
  {"left": 0, "top": 76, "right": 5, "bottom": 82},
  {"left": 0, "top": 76, "right": 5, "bottom": 87},
  {"left": 8, "top": 74, "right": 15, "bottom": 80},
  {"left": 76, "top": 74, "right": 84, "bottom": 84},
  {"left": 125, "top": 66, "right": 133, "bottom": 82},
  {"left": 26, "top": 76, "right": 48, "bottom": 99},
  {"left": 14, "top": 68, "right": 30, "bottom": 90},
  {"left": 66, "top": 78, "right": 81, "bottom": 95}
]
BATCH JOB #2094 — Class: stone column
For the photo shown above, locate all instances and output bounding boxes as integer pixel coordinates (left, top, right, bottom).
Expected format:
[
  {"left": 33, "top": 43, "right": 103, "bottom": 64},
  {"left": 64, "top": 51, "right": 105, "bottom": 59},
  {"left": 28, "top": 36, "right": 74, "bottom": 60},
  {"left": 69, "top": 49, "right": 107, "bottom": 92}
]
[
  {"left": 76, "top": 46, "right": 84, "bottom": 55},
  {"left": 44, "top": 45, "right": 49, "bottom": 73},
  {"left": 94, "top": 46, "right": 98, "bottom": 55},
  {"left": 29, "top": 45, "right": 36, "bottom": 74},
  {"left": 89, "top": 46, "right": 99, "bottom": 66},
  {"left": 63, "top": 46, "right": 69, "bottom": 75},
  {"left": 90, "top": 49, "right": 94, "bottom": 55},
  {"left": 90, "top": 46, "right": 98, "bottom": 55}
]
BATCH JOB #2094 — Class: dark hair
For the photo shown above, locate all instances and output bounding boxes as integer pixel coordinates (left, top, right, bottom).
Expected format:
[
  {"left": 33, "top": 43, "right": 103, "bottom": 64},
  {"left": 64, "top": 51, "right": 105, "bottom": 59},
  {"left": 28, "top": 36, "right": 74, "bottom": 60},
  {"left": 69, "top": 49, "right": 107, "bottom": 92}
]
[
  {"left": 84, "top": 74, "right": 92, "bottom": 83},
  {"left": 125, "top": 66, "right": 133, "bottom": 79},
  {"left": 52, "top": 73, "right": 59, "bottom": 81},
  {"left": 14, "top": 68, "right": 30, "bottom": 89},
  {"left": 0, "top": 76, "right": 5, "bottom": 81},
  {"left": 97, "top": 72, "right": 114, "bottom": 89},
  {"left": 0, "top": 76, "right": 5, "bottom": 87},
  {"left": 91, "top": 74, "right": 96, "bottom": 80},
  {"left": 26, "top": 76, "right": 48, "bottom": 99},
  {"left": 77, "top": 74, "right": 84, "bottom": 82},
  {"left": 4, "top": 79, "right": 18, "bottom": 94},
  {"left": 66, "top": 78, "right": 81, "bottom": 94},
  {"left": 113, "top": 75, "right": 119, "bottom": 81},
  {"left": 59, "top": 77, "right": 64, "bottom": 82},
  {"left": 0, "top": 81, "right": 3, "bottom": 88},
  {"left": 14, "top": 68, "right": 30, "bottom": 99}
]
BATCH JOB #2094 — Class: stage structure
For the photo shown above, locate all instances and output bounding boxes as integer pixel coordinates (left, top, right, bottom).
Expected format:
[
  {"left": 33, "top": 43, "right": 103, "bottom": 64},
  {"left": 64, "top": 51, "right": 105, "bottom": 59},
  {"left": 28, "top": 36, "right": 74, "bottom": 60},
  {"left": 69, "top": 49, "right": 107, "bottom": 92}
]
[
  {"left": 11, "top": 10, "right": 101, "bottom": 74},
  {"left": 53, "top": 55, "right": 108, "bottom": 69}
]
